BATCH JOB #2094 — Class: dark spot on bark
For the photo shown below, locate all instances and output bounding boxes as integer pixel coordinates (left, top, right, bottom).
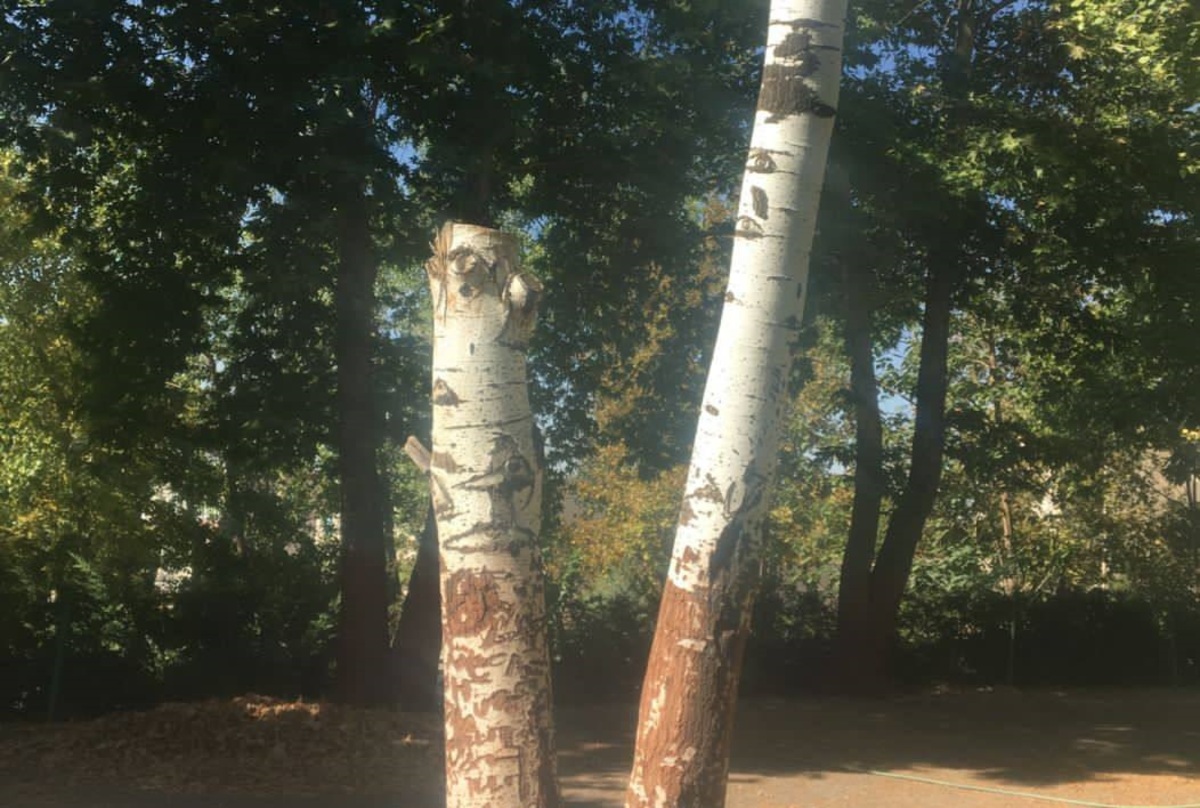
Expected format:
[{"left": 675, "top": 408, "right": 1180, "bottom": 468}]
[
  {"left": 469, "top": 342, "right": 475, "bottom": 356},
  {"left": 796, "top": 50, "right": 822, "bottom": 78},
  {"left": 446, "top": 245, "right": 473, "bottom": 265},
  {"left": 767, "top": 275, "right": 790, "bottom": 282},
  {"left": 506, "top": 525, "right": 535, "bottom": 557},
  {"left": 724, "top": 481, "right": 739, "bottom": 516},
  {"left": 785, "top": 315, "right": 800, "bottom": 330},
  {"left": 710, "top": 520, "right": 742, "bottom": 582},
  {"left": 680, "top": 498, "right": 696, "bottom": 525},
  {"left": 725, "top": 290, "right": 738, "bottom": 303},
  {"left": 774, "top": 30, "right": 812, "bottom": 59},
  {"left": 705, "top": 404, "right": 720, "bottom": 416},
  {"left": 735, "top": 216, "right": 765, "bottom": 239},
  {"left": 433, "top": 378, "right": 460, "bottom": 406},
  {"left": 758, "top": 64, "right": 838, "bottom": 122},
  {"left": 751, "top": 186, "right": 769, "bottom": 219},
  {"left": 681, "top": 545, "right": 701, "bottom": 567},
  {"left": 747, "top": 148, "right": 777, "bottom": 173},
  {"left": 786, "top": 17, "right": 839, "bottom": 29},
  {"left": 458, "top": 283, "right": 475, "bottom": 298},
  {"left": 504, "top": 453, "right": 534, "bottom": 487},
  {"left": 796, "top": 281, "right": 805, "bottom": 298},
  {"left": 695, "top": 477, "right": 724, "bottom": 503},
  {"left": 772, "top": 30, "right": 820, "bottom": 76}
]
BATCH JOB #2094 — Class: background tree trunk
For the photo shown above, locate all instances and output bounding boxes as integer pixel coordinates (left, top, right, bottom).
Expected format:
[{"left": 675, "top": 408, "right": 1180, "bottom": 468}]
[
  {"left": 394, "top": 504, "right": 442, "bottom": 712},
  {"left": 334, "top": 180, "right": 392, "bottom": 706},
  {"left": 426, "top": 223, "right": 558, "bottom": 807},
  {"left": 832, "top": 0, "right": 978, "bottom": 689},
  {"left": 859, "top": 256, "right": 959, "bottom": 676},
  {"left": 833, "top": 257, "right": 885, "bottom": 690},
  {"left": 625, "top": 2, "right": 846, "bottom": 805}
]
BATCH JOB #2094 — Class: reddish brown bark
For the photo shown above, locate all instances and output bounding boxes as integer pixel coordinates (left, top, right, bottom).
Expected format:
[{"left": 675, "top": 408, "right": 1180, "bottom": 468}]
[{"left": 627, "top": 571, "right": 755, "bottom": 807}]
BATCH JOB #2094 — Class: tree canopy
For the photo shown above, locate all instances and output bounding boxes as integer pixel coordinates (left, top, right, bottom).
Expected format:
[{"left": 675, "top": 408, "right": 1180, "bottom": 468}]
[{"left": 0, "top": 0, "right": 1198, "bottom": 718}]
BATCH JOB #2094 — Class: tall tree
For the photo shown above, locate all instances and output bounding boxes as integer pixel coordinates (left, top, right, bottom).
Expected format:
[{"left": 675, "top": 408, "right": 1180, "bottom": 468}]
[
  {"left": 626, "top": 2, "right": 846, "bottom": 805},
  {"left": 0, "top": 1, "right": 416, "bottom": 705},
  {"left": 824, "top": 0, "right": 1199, "bottom": 686},
  {"left": 330, "top": 122, "right": 391, "bottom": 705},
  {"left": 831, "top": 0, "right": 1000, "bottom": 686}
]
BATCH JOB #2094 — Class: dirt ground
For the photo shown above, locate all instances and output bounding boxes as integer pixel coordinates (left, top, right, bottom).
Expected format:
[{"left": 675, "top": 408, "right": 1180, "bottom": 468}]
[{"left": 2, "top": 688, "right": 1198, "bottom": 807}]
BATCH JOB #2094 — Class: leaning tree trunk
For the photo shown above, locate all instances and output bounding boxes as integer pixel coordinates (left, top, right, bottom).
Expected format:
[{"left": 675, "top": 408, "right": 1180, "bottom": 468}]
[
  {"left": 425, "top": 223, "right": 558, "bottom": 807},
  {"left": 625, "top": 3, "right": 845, "bottom": 806}
]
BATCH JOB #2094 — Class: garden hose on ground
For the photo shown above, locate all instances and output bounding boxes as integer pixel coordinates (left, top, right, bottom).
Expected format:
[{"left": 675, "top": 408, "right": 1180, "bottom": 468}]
[{"left": 843, "top": 766, "right": 1200, "bottom": 808}]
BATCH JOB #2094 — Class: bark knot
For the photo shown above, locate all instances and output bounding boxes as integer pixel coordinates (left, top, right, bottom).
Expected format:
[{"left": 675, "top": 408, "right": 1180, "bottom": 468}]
[
  {"left": 433, "top": 378, "right": 461, "bottom": 406},
  {"left": 747, "top": 148, "right": 778, "bottom": 173},
  {"left": 459, "top": 433, "right": 537, "bottom": 526}
]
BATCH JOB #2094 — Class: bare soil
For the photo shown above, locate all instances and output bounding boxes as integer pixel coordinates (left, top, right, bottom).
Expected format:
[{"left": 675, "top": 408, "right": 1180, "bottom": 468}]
[{"left": 2, "top": 688, "right": 1198, "bottom": 807}]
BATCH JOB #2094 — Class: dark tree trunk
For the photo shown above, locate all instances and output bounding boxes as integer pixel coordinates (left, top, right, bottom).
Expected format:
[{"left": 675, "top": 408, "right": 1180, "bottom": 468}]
[
  {"left": 831, "top": 0, "right": 976, "bottom": 691},
  {"left": 394, "top": 504, "right": 442, "bottom": 712},
  {"left": 333, "top": 180, "right": 391, "bottom": 706},
  {"left": 833, "top": 258, "right": 886, "bottom": 690},
  {"left": 860, "top": 256, "right": 959, "bottom": 681}
]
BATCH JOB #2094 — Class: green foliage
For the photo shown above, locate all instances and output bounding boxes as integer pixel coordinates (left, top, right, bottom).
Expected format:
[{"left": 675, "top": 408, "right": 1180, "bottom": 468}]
[
  {"left": 0, "top": 0, "right": 770, "bottom": 713},
  {"left": 1, "top": 0, "right": 1198, "bottom": 713},
  {"left": 549, "top": 443, "right": 686, "bottom": 607}
]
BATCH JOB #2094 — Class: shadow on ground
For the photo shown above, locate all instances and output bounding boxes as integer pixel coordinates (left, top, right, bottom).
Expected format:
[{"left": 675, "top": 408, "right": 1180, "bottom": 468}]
[
  {"left": 556, "top": 688, "right": 1200, "bottom": 807},
  {"left": 731, "top": 689, "right": 1200, "bottom": 783}
]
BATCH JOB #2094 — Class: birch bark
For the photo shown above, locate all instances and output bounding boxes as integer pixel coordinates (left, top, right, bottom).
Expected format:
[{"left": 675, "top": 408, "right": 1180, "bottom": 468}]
[
  {"left": 425, "top": 223, "right": 558, "bottom": 807},
  {"left": 625, "top": 2, "right": 846, "bottom": 805}
]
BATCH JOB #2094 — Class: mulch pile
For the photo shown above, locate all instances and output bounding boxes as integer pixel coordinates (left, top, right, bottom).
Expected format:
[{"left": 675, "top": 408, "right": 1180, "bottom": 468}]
[{"left": 0, "top": 696, "right": 443, "bottom": 798}]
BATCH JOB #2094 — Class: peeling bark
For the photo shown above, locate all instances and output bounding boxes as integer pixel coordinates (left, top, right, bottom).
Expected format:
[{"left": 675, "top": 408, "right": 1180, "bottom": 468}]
[
  {"left": 625, "top": 2, "right": 845, "bottom": 805},
  {"left": 426, "top": 223, "right": 558, "bottom": 807}
]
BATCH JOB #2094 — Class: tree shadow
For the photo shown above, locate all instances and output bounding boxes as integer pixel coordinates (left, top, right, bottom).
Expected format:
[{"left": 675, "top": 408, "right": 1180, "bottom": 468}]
[
  {"left": 555, "top": 689, "right": 1200, "bottom": 806},
  {"left": 556, "top": 703, "right": 640, "bottom": 807}
]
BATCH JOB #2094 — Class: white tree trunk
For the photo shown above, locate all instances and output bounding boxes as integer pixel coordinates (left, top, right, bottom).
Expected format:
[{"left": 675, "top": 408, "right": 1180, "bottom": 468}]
[
  {"left": 426, "top": 223, "right": 559, "bottom": 807},
  {"left": 626, "top": 2, "right": 846, "bottom": 806}
]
